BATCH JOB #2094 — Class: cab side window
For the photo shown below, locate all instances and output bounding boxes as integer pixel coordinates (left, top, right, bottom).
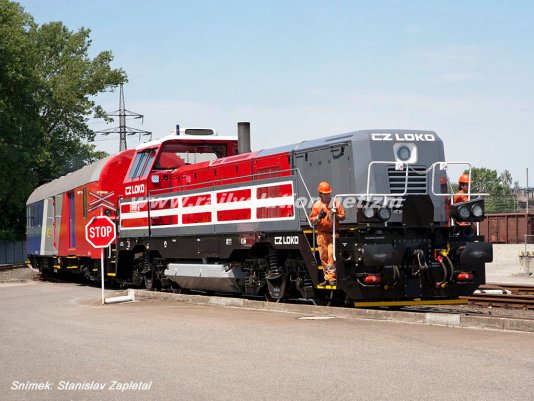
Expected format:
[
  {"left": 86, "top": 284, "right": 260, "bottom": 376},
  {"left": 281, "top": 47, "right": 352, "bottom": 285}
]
[
  {"left": 139, "top": 150, "right": 156, "bottom": 177},
  {"left": 128, "top": 150, "right": 156, "bottom": 179}
]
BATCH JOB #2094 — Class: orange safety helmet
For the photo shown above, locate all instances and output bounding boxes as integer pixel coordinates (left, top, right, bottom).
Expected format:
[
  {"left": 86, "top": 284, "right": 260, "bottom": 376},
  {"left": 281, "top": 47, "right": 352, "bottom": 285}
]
[
  {"left": 318, "top": 181, "right": 332, "bottom": 194},
  {"left": 458, "top": 174, "right": 471, "bottom": 184}
]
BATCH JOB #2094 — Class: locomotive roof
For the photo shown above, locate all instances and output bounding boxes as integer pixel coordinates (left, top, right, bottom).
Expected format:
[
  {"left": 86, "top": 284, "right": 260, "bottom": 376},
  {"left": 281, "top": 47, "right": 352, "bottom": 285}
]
[
  {"left": 256, "top": 129, "right": 440, "bottom": 156},
  {"left": 135, "top": 130, "right": 439, "bottom": 155},
  {"left": 26, "top": 155, "right": 113, "bottom": 205},
  {"left": 297, "top": 129, "right": 440, "bottom": 149},
  {"left": 136, "top": 134, "right": 238, "bottom": 151}
]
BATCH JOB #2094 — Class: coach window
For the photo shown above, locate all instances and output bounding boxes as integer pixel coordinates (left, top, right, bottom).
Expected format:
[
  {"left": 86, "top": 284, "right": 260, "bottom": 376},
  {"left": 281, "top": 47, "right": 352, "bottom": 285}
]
[
  {"left": 83, "top": 188, "right": 88, "bottom": 219},
  {"left": 67, "top": 192, "right": 76, "bottom": 248},
  {"left": 27, "top": 206, "right": 33, "bottom": 228}
]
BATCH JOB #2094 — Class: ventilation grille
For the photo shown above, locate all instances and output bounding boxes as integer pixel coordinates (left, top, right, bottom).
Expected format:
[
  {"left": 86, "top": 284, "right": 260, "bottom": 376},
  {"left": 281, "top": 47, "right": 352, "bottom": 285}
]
[{"left": 387, "top": 166, "right": 428, "bottom": 194}]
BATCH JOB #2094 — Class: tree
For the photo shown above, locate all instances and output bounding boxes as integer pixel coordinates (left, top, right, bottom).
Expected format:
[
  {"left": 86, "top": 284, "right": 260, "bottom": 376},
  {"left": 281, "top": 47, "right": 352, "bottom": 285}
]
[
  {"left": 499, "top": 169, "right": 512, "bottom": 189},
  {"left": 0, "top": 0, "right": 126, "bottom": 239},
  {"left": 469, "top": 167, "right": 513, "bottom": 213}
]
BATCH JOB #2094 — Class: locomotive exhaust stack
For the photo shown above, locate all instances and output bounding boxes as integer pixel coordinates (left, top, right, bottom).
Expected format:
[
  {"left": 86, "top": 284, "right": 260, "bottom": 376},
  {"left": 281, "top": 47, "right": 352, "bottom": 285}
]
[{"left": 237, "top": 122, "right": 251, "bottom": 154}]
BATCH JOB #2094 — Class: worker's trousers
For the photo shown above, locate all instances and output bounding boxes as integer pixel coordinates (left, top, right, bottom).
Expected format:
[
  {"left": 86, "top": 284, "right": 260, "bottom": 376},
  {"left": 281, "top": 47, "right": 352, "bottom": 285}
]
[{"left": 317, "top": 232, "right": 336, "bottom": 282}]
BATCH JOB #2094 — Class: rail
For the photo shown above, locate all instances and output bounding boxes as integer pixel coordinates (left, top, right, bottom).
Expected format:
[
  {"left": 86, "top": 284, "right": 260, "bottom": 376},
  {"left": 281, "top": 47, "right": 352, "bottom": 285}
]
[
  {"left": 466, "top": 283, "right": 534, "bottom": 309},
  {"left": 0, "top": 264, "right": 25, "bottom": 271},
  {"left": 467, "top": 293, "right": 534, "bottom": 309}
]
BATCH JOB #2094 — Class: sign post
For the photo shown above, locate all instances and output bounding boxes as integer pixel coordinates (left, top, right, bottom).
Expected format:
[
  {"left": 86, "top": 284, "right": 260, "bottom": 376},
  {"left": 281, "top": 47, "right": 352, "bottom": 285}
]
[{"left": 85, "top": 216, "right": 117, "bottom": 304}]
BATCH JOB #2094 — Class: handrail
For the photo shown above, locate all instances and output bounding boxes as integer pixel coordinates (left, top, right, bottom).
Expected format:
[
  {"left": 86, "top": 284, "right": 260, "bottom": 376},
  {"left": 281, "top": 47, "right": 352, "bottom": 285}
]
[
  {"left": 366, "top": 161, "right": 412, "bottom": 201},
  {"left": 120, "top": 167, "right": 316, "bottom": 229},
  {"left": 294, "top": 168, "right": 313, "bottom": 227},
  {"left": 331, "top": 193, "right": 358, "bottom": 262},
  {"left": 429, "top": 162, "right": 489, "bottom": 201},
  {"left": 147, "top": 168, "right": 296, "bottom": 196},
  {"left": 330, "top": 160, "right": 490, "bottom": 262},
  {"left": 333, "top": 160, "right": 489, "bottom": 204}
]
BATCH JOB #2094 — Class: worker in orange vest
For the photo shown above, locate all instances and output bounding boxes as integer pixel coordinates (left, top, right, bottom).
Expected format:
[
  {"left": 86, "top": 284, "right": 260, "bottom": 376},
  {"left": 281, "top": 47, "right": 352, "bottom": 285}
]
[
  {"left": 453, "top": 174, "right": 472, "bottom": 228},
  {"left": 310, "top": 181, "right": 345, "bottom": 286},
  {"left": 454, "top": 174, "right": 471, "bottom": 204}
]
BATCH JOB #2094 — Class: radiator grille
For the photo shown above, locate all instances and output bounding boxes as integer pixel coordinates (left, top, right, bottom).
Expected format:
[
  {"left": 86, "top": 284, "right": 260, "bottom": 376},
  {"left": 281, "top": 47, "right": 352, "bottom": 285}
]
[{"left": 387, "top": 166, "right": 428, "bottom": 194}]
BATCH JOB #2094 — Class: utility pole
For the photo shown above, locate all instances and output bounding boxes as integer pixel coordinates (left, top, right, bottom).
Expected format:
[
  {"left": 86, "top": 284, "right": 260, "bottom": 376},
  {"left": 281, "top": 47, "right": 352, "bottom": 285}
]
[
  {"left": 95, "top": 84, "right": 152, "bottom": 151},
  {"left": 527, "top": 168, "right": 529, "bottom": 213}
]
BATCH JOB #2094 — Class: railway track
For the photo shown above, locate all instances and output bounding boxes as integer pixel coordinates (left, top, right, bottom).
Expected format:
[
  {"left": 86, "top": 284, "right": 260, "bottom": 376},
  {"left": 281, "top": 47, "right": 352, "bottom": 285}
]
[
  {"left": 466, "top": 283, "right": 534, "bottom": 309},
  {"left": 5, "top": 264, "right": 534, "bottom": 310},
  {"left": 0, "top": 264, "right": 25, "bottom": 272}
]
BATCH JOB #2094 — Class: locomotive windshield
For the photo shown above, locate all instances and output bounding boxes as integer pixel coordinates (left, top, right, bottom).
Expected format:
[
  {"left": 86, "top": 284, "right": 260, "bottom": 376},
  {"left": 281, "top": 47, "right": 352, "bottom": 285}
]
[{"left": 154, "top": 142, "right": 227, "bottom": 169}]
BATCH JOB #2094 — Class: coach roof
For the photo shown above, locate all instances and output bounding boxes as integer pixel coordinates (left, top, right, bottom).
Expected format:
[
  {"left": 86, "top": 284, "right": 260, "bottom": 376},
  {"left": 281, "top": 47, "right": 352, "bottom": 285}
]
[{"left": 26, "top": 156, "right": 112, "bottom": 205}]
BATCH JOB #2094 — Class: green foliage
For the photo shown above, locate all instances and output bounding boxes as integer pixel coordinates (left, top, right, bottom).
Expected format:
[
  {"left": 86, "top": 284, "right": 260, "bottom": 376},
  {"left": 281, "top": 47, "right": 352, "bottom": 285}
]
[
  {"left": 0, "top": 0, "right": 126, "bottom": 239},
  {"left": 468, "top": 167, "right": 513, "bottom": 213}
]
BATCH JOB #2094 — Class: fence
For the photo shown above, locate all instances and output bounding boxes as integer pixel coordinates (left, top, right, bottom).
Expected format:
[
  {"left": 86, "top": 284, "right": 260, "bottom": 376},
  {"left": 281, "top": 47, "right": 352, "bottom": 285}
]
[
  {"left": 484, "top": 195, "right": 534, "bottom": 214},
  {"left": 0, "top": 241, "right": 26, "bottom": 265}
]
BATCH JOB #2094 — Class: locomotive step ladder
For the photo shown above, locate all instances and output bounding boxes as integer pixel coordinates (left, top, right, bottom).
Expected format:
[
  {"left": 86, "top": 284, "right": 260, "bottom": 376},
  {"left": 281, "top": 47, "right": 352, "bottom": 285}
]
[{"left": 303, "top": 229, "right": 337, "bottom": 290}]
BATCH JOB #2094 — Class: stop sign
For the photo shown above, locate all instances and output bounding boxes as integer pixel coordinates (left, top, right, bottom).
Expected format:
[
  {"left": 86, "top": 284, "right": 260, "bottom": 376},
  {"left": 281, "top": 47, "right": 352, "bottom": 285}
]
[{"left": 85, "top": 216, "right": 117, "bottom": 248}]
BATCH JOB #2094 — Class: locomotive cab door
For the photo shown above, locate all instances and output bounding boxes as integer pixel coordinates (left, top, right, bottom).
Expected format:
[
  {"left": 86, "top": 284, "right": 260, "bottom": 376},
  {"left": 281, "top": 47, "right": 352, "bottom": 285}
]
[{"left": 294, "top": 143, "right": 356, "bottom": 224}]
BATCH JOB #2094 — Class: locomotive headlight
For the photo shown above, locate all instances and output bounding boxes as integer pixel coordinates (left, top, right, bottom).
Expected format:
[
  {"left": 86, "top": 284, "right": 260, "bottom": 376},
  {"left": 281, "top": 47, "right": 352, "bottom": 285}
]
[
  {"left": 377, "top": 207, "right": 392, "bottom": 221},
  {"left": 450, "top": 198, "right": 485, "bottom": 222},
  {"left": 397, "top": 146, "right": 411, "bottom": 161},
  {"left": 471, "top": 204, "right": 484, "bottom": 218},
  {"left": 458, "top": 205, "right": 471, "bottom": 220},
  {"left": 393, "top": 143, "right": 417, "bottom": 164},
  {"left": 363, "top": 207, "right": 375, "bottom": 219}
]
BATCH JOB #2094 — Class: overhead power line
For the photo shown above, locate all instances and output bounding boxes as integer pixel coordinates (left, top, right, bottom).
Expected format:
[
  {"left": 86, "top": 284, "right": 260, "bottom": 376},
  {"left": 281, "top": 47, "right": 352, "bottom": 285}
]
[{"left": 94, "top": 84, "right": 152, "bottom": 151}]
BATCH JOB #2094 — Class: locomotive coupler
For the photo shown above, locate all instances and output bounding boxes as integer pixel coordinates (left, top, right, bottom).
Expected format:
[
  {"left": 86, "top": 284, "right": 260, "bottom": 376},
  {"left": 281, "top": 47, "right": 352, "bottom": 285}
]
[{"left": 411, "top": 249, "right": 429, "bottom": 276}]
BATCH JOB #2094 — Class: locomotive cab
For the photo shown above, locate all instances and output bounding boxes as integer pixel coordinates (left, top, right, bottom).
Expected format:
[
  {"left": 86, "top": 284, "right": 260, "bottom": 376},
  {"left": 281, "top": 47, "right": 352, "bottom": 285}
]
[{"left": 123, "top": 128, "right": 239, "bottom": 197}]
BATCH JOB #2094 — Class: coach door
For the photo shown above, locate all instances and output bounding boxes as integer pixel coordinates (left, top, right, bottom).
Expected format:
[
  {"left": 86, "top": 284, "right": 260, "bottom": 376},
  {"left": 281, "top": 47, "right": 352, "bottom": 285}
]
[{"left": 41, "top": 197, "right": 57, "bottom": 255}]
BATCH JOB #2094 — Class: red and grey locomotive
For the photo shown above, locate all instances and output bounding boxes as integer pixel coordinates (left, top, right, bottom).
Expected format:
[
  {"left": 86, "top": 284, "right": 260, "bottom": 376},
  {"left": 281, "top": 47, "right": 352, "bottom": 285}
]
[{"left": 27, "top": 124, "right": 493, "bottom": 306}]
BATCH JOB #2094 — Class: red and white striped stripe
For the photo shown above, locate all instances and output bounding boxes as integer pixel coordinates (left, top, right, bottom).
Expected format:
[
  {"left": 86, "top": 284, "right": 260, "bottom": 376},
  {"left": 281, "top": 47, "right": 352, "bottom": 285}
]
[{"left": 120, "top": 181, "right": 295, "bottom": 230}]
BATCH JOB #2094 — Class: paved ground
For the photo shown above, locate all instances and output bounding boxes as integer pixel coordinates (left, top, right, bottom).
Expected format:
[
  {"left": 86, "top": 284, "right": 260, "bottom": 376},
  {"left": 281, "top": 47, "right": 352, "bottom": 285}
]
[
  {"left": 487, "top": 271, "right": 534, "bottom": 285},
  {"left": 1, "top": 281, "right": 533, "bottom": 401}
]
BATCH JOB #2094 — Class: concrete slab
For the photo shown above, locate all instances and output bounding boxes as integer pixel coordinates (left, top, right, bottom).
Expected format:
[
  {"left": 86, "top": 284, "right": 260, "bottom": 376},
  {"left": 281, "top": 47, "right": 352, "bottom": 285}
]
[
  {"left": 485, "top": 244, "right": 534, "bottom": 284},
  {"left": 134, "top": 290, "right": 534, "bottom": 333},
  {"left": 2, "top": 282, "right": 534, "bottom": 401}
]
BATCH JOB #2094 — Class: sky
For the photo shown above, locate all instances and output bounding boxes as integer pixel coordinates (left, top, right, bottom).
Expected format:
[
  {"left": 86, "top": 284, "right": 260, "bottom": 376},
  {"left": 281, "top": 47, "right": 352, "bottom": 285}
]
[{"left": 18, "top": 0, "right": 534, "bottom": 186}]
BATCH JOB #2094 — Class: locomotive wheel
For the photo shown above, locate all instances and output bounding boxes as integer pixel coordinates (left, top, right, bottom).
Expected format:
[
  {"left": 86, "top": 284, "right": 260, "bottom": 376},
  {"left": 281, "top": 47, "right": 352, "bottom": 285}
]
[
  {"left": 144, "top": 272, "right": 157, "bottom": 291},
  {"left": 315, "top": 291, "right": 334, "bottom": 306},
  {"left": 144, "top": 275, "right": 152, "bottom": 290},
  {"left": 171, "top": 286, "right": 183, "bottom": 294},
  {"left": 264, "top": 292, "right": 282, "bottom": 303},
  {"left": 265, "top": 275, "right": 288, "bottom": 302}
]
